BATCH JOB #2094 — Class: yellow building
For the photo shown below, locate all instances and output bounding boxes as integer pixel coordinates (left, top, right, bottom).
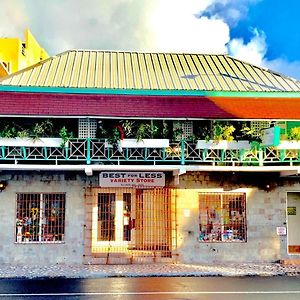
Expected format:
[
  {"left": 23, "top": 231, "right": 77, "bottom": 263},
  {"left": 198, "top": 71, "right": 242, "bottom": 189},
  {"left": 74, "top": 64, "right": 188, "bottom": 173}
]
[{"left": 0, "top": 29, "right": 49, "bottom": 77}]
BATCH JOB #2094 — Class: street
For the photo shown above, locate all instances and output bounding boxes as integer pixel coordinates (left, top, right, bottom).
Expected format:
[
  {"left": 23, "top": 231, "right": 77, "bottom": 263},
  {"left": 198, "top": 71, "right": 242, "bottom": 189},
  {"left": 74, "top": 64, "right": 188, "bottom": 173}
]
[{"left": 0, "top": 277, "right": 300, "bottom": 299}]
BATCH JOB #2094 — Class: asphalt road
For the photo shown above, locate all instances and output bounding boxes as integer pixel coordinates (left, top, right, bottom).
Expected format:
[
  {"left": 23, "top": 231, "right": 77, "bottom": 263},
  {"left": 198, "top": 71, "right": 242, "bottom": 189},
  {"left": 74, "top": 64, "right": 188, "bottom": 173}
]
[{"left": 0, "top": 276, "right": 300, "bottom": 299}]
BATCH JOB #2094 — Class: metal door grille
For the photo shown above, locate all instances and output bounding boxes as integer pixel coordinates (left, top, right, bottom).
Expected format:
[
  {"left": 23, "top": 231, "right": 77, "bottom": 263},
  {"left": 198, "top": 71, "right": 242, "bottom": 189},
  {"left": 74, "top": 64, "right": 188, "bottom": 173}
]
[
  {"left": 85, "top": 187, "right": 176, "bottom": 263},
  {"left": 199, "top": 192, "right": 246, "bottom": 242}
]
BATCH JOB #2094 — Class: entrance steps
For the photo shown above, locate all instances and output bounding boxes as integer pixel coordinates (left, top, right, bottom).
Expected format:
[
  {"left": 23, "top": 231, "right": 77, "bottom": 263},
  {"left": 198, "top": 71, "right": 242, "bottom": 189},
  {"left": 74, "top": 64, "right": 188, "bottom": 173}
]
[
  {"left": 84, "top": 251, "right": 174, "bottom": 265},
  {"left": 280, "top": 259, "right": 300, "bottom": 265}
]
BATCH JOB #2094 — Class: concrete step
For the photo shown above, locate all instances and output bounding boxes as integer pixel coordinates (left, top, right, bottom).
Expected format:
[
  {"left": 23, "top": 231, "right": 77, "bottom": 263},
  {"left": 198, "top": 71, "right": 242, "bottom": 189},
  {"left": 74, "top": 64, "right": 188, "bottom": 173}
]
[{"left": 280, "top": 259, "right": 300, "bottom": 265}]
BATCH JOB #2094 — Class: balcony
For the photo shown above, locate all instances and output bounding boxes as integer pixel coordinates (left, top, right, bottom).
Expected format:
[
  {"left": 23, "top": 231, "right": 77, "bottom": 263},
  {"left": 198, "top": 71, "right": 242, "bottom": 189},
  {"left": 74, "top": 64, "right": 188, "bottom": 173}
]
[{"left": 0, "top": 138, "right": 299, "bottom": 167}]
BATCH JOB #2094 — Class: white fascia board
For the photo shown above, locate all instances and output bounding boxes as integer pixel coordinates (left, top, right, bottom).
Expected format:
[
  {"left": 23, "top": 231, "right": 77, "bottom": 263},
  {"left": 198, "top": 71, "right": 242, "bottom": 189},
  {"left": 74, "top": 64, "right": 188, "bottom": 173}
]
[{"left": 0, "top": 164, "right": 299, "bottom": 175}]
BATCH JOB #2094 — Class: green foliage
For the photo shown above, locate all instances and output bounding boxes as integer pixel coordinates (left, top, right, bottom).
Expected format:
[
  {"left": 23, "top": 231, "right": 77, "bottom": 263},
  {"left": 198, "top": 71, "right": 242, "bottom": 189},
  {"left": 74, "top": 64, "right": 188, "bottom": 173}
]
[
  {"left": 288, "top": 127, "right": 300, "bottom": 141},
  {"left": 211, "top": 122, "right": 235, "bottom": 142},
  {"left": 0, "top": 120, "right": 73, "bottom": 148},
  {"left": 31, "top": 120, "right": 53, "bottom": 139},
  {"left": 107, "top": 127, "right": 122, "bottom": 145},
  {"left": 162, "top": 120, "right": 169, "bottom": 138},
  {"left": 240, "top": 123, "right": 262, "bottom": 143},
  {"left": 59, "top": 126, "right": 73, "bottom": 148},
  {"left": 136, "top": 123, "right": 151, "bottom": 141}
]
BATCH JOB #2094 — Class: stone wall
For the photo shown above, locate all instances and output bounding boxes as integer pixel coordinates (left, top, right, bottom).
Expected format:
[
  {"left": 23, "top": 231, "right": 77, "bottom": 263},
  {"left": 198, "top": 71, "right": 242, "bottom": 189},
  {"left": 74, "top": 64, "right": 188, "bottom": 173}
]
[
  {"left": 174, "top": 171, "right": 298, "bottom": 263},
  {"left": 0, "top": 172, "right": 86, "bottom": 265},
  {"left": 0, "top": 170, "right": 299, "bottom": 265}
]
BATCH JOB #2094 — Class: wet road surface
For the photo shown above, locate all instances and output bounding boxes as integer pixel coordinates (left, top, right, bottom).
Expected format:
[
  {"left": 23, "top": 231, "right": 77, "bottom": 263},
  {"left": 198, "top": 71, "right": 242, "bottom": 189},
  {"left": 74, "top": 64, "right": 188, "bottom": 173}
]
[{"left": 0, "top": 276, "right": 300, "bottom": 299}]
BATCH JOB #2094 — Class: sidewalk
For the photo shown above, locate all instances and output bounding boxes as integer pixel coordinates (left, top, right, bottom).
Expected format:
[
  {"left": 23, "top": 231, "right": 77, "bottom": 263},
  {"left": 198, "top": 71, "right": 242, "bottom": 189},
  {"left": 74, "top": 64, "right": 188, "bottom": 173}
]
[{"left": 0, "top": 263, "right": 300, "bottom": 279}]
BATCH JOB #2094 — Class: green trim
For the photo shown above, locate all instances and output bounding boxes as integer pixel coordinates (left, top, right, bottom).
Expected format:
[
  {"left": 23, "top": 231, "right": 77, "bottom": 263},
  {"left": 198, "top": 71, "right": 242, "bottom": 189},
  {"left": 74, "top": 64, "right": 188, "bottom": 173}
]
[{"left": 1, "top": 85, "right": 300, "bottom": 98}]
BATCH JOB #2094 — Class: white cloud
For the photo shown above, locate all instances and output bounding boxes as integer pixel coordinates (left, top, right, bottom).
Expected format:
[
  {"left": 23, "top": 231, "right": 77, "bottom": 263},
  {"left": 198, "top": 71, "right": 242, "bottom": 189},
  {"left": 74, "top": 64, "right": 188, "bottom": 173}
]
[
  {"left": 227, "top": 28, "right": 267, "bottom": 65},
  {"left": 148, "top": 0, "right": 230, "bottom": 53}
]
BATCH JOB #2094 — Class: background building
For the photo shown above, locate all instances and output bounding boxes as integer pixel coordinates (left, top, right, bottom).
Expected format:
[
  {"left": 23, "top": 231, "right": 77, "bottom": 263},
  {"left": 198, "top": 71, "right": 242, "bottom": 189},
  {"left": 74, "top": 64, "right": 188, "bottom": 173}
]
[{"left": 0, "top": 29, "right": 49, "bottom": 77}]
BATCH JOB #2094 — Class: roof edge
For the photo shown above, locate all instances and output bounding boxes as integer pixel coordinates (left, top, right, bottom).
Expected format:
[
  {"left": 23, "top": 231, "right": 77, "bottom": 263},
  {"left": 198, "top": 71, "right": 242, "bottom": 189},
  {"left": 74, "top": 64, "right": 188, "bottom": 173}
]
[{"left": 1, "top": 85, "right": 300, "bottom": 98}]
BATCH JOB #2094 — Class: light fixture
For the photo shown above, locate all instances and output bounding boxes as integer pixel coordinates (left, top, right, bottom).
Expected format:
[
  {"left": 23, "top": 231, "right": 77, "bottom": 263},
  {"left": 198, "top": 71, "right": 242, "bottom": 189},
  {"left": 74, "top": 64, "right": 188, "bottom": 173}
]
[{"left": 0, "top": 181, "right": 7, "bottom": 192}]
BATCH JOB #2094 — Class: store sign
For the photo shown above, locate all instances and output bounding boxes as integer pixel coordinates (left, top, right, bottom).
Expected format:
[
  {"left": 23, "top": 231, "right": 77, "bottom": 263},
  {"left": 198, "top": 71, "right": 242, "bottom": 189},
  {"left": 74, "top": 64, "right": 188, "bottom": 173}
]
[
  {"left": 99, "top": 172, "right": 165, "bottom": 188},
  {"left": 261, "top": 126, "right": 280, "bottom": 147},
  {"left": 276, "top": 226, "right": 287, "bottom": 236}
]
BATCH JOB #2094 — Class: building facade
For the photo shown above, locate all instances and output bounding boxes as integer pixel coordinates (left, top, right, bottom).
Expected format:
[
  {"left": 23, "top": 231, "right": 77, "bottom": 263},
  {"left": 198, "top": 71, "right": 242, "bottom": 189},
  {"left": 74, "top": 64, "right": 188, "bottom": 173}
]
[
  {"left": 0, "top": 50, "right": 300, "bottom": 264},
  {"left": 0, "top": 29, "right": 49, "bottom": 78}
]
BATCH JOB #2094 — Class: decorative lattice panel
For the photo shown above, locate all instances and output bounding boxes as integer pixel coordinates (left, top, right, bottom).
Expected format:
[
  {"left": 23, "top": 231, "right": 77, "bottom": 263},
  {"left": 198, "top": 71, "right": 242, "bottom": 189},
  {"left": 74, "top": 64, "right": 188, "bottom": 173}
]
[
  {"left": 78, "top": 118, "right": 97, "bottom": 138},
  {"left": 173, "top": 121, "right": 193, "bottom": 140},
  {"left": 250, "top": 121, "right": 271, "bottom": 137}
]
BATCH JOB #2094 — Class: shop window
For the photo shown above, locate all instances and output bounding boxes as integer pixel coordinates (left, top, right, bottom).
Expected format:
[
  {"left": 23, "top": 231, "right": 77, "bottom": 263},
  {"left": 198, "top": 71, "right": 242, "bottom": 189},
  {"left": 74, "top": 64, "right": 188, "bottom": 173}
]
[
  {"left": 199, "top": 192, "right": 246, "bottom": 242},
  {"left": 15, "top": 193, "right": 66, "bottom": 243}
]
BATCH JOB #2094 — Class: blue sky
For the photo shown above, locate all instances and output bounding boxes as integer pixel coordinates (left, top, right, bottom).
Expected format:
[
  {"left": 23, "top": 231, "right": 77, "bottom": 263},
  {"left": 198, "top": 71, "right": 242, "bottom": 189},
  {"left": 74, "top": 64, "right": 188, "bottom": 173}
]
[
  {"left": 231, "top": 0, "right": 300, "bottom": 62},
  {"left": 1, "top": 0, "right": 300, "bottom": 80}
]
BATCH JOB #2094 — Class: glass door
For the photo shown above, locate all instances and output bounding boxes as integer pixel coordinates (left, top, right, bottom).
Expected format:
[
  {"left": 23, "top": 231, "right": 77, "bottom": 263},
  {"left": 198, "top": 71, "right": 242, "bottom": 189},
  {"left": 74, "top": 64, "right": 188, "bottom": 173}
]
[{"left": 97, "top": 189, "right": 135, "bottom": 247}]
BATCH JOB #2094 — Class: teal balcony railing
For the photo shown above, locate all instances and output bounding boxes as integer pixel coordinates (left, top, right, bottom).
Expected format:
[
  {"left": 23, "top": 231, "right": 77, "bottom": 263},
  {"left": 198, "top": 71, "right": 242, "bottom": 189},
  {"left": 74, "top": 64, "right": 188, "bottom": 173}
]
[{"left": 0, "top": 138, "right": 300, "bottom": 166}]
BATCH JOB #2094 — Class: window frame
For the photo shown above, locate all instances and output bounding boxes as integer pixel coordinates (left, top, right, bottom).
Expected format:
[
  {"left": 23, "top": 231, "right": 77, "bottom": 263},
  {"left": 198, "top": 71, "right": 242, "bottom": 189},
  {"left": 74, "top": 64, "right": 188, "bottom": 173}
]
[
  {"left": 198, "top": 192, "right": 247, "bottom": 243},
  {"left": 15, "top": 192, "right": 66, "bottom": 244}
]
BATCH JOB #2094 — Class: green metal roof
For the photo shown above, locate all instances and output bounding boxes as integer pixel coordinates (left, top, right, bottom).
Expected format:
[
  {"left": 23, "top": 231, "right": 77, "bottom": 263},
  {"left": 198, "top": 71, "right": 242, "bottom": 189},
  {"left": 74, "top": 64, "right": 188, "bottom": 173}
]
[{"left": 1, "top": 50, "right": 300, "bottom": 92}]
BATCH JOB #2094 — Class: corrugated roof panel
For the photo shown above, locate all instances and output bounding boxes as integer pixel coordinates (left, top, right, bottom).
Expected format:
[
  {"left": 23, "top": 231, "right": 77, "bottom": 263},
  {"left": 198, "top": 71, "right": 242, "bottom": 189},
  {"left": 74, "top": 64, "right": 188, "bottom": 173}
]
[
  {"left": 137, "top": 53, "right": 151, "bottom": 89},
  {"left": 1, "top": 50, "right": 300, "bottom": 92},
  {"left": 173, "top": 54, "right": 192, "bottom": 90},
  {"left": 151, "top": 53, "right": 167, "bottom": 89},
  {"left": 124, "top": 52, "right": 134, "bottom": 89},
  {"left": 191, "top": 54, "right": 213, "bottom": 90},
  {"left": 237, "top": 61, "right": 270, "bottom": 91},
  {"left": 218, "top": 56, "right": 245, "bottom": 91},
  {"left": 230, "top": 58, "right": 264, "bottom": 91},
  {"left": 34, "top": 58, "right": 51, "bottom": 86},
  {"left": 131, "top": 53, "right": 143, "bottom": 89},
  {"left": 199, "top": 55, "right": 222, "bottom": 90},
  {"left": 94, "top": 51, "right": 104, "bottom": 88},
  {"left": 205, "top": 55, "right": 231, "bottom": 91},
  {"left": 145, "top": 54, "right": 158, "bottom": 89},
  {"left": 26, "top": 63, "right": 42, "bottom": 86},
  {"left": 117, "top": 52, "right": 126, "bottom": 89},
  {"left": 261, "top": 68, "right": 292, "bottom": 91},
  {"left": 60, "top": 51, "right": 75, "bottom": 87},
  {"left": 52, "top": 53, "right": 68, "bottom": 87},
  {"left": 211, "top": 55, "right": 238, "bottom": 91},
  {"left": 177, "top": 54, "right": 198, "bottom": 90},
  {"left": 165, "top": 54, "right": 183, "bottom": 89},
  {"left": 86, "top": 51, "right": 96, "bottom": 88},
  {"left": 43, "top": 56, "right": 60, "bottom": 86},
  {"left": 78, "top": 51, "right": 90, "bottom": 88},
  {"left": 276, "top": 75, "right": 299, "bottom": 91},
  {"left": 110, "top": 52, "right": 119, "bottom": 89},
  {"left": 19, "top": 68, "right": 34, "bottom": 86},
  {"left": 184, "top": 55, "right": 205, "bottom": 90},
  {"left": 103, "top": 52, "right": 111, "bottom": 88},
  {"left": 252, "top": 65, "right": 281, "bottom": 90},
  {"left": 157, "top": 54, "right": 174, "bottom": 89},
  {"left": 69, "top": 51, "right": 83, "bottom": 87}
]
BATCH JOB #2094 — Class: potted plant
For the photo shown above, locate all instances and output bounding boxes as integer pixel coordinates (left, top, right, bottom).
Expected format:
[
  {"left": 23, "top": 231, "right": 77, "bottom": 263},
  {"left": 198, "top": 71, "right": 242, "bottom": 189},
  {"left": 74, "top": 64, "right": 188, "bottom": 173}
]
[
  {"left": 105, "top": 121, "right": 170, "bottom": 149},
  {"left": 0, "top": 120, "right": 69, "bottom": 148},
  {"left": 196, "top": 122, "right": 251, "bottom": 150}
]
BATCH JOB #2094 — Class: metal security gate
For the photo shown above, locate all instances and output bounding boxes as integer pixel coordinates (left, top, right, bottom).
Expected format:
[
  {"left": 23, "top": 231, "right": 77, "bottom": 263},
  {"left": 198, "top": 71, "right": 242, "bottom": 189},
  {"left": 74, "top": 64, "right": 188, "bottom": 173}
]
[{"left": 84, "top": 187, "right": 176, "bottom": 264}]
